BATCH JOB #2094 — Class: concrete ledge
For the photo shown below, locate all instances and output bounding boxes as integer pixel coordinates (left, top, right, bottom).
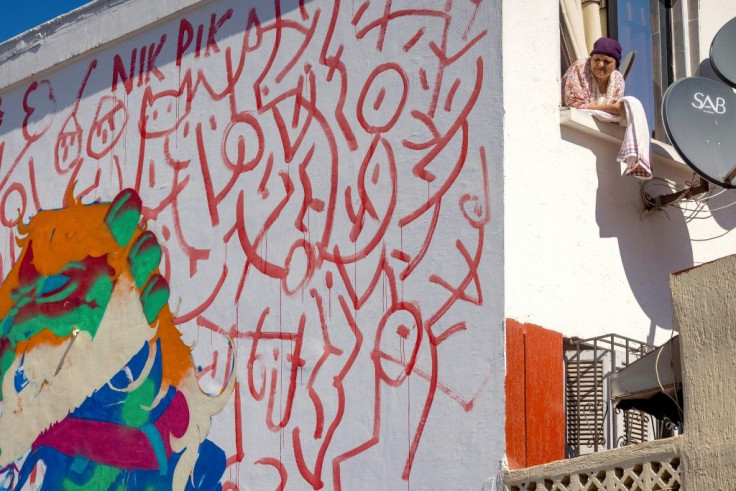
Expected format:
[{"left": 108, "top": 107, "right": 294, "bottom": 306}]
[
  {"left": 0, "top": 0, "right": 216, "bottom": 93},
  {"left": 560, "top": 108, "right": 690, "bottom": 177},
  {"left": 504, "top": 436, "right": 682, "bottom": 485}
]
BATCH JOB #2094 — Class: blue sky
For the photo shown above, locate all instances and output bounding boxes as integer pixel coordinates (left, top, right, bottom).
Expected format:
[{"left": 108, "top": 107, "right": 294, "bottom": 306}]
[{"left": 0, "top": 0, "right": 91, "bottom": 43}]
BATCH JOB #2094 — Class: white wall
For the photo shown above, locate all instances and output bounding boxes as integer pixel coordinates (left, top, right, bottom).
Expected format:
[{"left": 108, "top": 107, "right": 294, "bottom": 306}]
[
  {"left": 698, "top": 2, "right": 736, "bottom": 66},
  {"left": 0, "top": 0, "right": 504, "bottom": 489},
  {"left": 503, "top": 1, "right": 736, "bottom": 345}
]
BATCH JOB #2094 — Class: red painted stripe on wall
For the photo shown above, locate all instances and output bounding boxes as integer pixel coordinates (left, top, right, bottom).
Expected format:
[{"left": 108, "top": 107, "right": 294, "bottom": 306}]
[{"left": 505, "top": 319, "right": 564, "bottom": 469}]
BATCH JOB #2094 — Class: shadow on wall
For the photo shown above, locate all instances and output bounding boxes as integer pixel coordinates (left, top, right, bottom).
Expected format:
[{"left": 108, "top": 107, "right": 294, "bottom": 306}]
[
  {"left": 562, "top": 128, "right": 694, "bottom": 343},
  {"left": 704, "top": 188, "right": 736, "bottom": 231},
  {"left": 698, "top": 58, "right": 721, "bottom": 82},
  {"left": 697, "top": 57, "right": 736, "bottom": 232}
]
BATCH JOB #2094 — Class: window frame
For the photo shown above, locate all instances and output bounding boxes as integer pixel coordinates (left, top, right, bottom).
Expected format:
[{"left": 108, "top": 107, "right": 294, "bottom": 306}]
[{"left": 606, "top": 0, "right": 699, "bottom": 140}]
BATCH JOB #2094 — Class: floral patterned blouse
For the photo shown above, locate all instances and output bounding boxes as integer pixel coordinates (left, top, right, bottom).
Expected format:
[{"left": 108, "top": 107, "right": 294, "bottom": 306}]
[{"left": 562, "top": 57, "right": 625, "bottom": 108}]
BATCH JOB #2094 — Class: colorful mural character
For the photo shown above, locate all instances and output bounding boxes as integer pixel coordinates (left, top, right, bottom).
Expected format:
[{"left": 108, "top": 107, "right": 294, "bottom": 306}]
[{"left": 0, "top": 188, "right": 234, "bottom": 490}]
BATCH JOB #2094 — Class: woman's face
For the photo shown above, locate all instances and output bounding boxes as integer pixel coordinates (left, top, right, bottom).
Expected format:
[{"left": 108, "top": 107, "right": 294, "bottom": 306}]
[{"left": 590, "top": 54, "right": 616, "bottom": 83}]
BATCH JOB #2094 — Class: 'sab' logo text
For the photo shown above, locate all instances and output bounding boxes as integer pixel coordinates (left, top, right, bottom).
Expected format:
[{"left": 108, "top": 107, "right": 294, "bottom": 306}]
[{"left": 692, "top": 92, "right": 727, "bottom": 114}]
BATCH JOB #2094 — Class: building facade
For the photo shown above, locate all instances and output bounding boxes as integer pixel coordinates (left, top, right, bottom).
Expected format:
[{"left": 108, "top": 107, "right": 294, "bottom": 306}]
[{"left": 0, "top": 0, "right": 732, "bottom": 489}]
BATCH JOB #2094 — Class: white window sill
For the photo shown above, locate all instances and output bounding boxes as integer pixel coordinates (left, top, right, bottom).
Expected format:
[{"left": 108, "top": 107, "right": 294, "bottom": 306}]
[{"left": 560, "top": 108, "right": 689, "bottom": 176}]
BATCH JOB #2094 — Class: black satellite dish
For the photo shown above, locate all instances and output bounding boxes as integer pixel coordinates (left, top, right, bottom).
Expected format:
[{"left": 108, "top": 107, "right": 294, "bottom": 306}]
[
  {"left": 663, "top": 76, "right": 736, "bottom": 188},
  {"left": 711, "top": 17, "right": 736, "bottom": 88}
]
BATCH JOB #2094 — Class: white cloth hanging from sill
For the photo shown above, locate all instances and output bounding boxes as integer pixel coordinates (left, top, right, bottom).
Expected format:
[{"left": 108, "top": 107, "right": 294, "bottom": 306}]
[{"left": 583, "top": 96, "right": 653, "bottom": 180}]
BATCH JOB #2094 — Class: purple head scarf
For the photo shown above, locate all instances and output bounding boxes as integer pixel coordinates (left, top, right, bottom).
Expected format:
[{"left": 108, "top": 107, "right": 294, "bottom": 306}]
[{"left": 590, "top": 37, "right": 622, "bottom": 68}]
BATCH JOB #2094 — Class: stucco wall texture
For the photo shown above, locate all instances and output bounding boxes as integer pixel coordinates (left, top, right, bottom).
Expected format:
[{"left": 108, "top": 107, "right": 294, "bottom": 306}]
[
  {"left": 0, "top": 0, "right": 504, "bottom": 489},
  {"left": 672, "top": 254, "right": 736, "bottom": 489}
]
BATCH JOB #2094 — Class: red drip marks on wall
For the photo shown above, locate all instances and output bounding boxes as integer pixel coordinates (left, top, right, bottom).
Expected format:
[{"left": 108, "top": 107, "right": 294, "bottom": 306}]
[{"left": 0, "top": 1, "right": 495, "bottom": 488}]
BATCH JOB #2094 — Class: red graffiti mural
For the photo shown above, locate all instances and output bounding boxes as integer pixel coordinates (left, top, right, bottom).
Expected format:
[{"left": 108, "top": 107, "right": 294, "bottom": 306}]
[{"left": 0, "top": 0, "right": 494, "bottom": 488}]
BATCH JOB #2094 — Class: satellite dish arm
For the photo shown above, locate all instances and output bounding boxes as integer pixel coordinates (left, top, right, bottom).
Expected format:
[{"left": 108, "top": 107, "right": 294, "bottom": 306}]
[{"left": 644, "top": 179, "right": 709, "bottom": 210}]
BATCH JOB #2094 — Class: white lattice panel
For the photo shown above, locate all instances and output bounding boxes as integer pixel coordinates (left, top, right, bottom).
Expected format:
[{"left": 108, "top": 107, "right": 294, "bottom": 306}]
[{"left": 505, "top": 457, "right": 680, "bottom": 491}]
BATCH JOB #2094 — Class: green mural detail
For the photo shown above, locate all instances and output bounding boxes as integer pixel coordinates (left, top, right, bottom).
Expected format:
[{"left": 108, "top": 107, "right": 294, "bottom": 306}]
[
  {"left": 62, "top": 461, "right": 121, "bottom": 491},
  {"left": 5, "top": 274, "right": 113, "bottom": 346},
  {"left": 122, "top": 379, "right": 156, "bottom": 428},
  {"left": 140, "top": 276, "right": 170, "bottom": 324},
  {"left": 128, "top": 233, "right": 162, "bottom": 290},
  {"left": 103, "top": 189, "right": 142, "bottom": 247}
]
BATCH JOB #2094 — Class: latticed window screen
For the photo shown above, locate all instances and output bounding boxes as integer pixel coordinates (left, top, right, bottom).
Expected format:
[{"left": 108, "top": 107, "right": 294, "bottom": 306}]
[
  {"left": 564, "top": 335, "right": 659, "bottom": 457},
  {"left": 623, "top": 409, "right": 648, "bottom": 446},
  {"left": 566, "top": 360, "right": 605, "bottom": 454}
]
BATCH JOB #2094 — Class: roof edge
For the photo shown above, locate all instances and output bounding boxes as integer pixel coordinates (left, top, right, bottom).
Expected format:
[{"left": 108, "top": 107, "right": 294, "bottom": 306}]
[{"left": 0, "top": 0, "right": 214, "bottom": 94}]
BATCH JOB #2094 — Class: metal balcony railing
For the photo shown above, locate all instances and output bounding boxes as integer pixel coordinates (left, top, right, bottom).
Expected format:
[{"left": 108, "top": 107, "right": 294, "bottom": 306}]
[{"left": 565, "top": 334, "right": 680, "bottom": 458}]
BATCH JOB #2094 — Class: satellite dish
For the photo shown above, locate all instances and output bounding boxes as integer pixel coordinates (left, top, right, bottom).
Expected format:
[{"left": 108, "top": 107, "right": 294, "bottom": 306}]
[
  {"left": 662, "top": 77, "right": 736, "bottom": 188},
  {"left": 710, "top": 17, "right": 736, "bottom": 88}
]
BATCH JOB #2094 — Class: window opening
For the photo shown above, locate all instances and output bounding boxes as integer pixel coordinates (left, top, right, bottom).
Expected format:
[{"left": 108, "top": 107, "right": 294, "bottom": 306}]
[
  {"left": 608, "top": 0, "right": 699, "bottom": 140},
  {"left": 562, "top": 0, "right": 699, "bottom": 141}
]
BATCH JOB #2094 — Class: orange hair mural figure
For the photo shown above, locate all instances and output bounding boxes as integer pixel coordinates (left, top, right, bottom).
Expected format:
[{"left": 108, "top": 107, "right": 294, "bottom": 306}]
[{"left": 0, "top": 188, "right": 233, "bottom": 489}]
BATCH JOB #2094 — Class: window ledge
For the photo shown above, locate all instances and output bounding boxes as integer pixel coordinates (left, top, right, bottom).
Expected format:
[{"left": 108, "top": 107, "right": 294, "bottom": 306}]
[{"left": 560, "top": 108, "right": 689, "bottom": 176}]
